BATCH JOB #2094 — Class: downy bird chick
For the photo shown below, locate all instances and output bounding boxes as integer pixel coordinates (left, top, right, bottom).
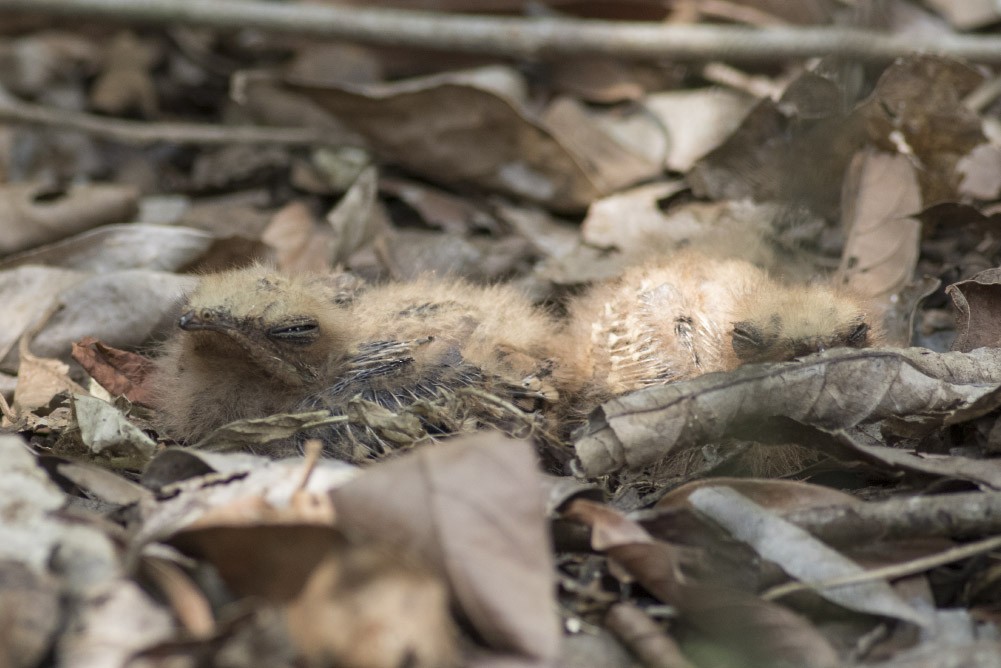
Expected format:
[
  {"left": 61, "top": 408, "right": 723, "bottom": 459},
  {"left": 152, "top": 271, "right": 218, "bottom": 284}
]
[
  {"left": 561, "top": 251, "right": 879, "bottom": 408},
  {"left": 152, "top": 265, "right": 561, "bottom": 459}
]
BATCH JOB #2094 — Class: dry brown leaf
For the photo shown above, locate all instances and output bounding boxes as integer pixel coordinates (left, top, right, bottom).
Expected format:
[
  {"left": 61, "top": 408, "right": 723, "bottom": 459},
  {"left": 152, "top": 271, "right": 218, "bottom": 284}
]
[
  {"left": 576, "top": 346, "right": 1001, "bottom": 475},
  {"left": 858, "top": 56, "right": 985, "bottom": 203},
  {"left": 326, "top": 164, "right": 381, "bottom": 265},
  {"left": 0, "top": 223, "right": 213, "bottom": 273},
  {"left": 261, "top": 201, "right": 337, "bottom": 273},
  {"left": 0, "top": 560, "right": 61, "bottom": 668},
  {"left": 18, "top": 270, "right": 196, "bottom": 367},
  {"left": 381, "top": 175, "right": 496, "bottom": 235},
  {"left": 541, "top": 96, "right": 661, "bottom": 193},
  {"left": 547, "top": 57, "right": 646, "bottom": 104},
  {"left": 688, "top": 92, "right": 866, "bottom": 218},
  {"left": 140, "top": 556, "right": 215, "bottom": 639},
  {"left": 329, "top": 432, "right": 559, "bottom": 665},
  {"left": 922, "top": 0, "right": 1001, "bottom": 32},
  {"left": 72, "top": 393, "right": 157, "bottom": 460},
  {"left": 957, "top": 143, "right": 1001, "bottom": 201},
  {"left": 71, "top": 336, "right": 155, "bottom": 406},
  {"left": 288, "top": 65, "right": 603, "bottom": 211},
  {"left": 0, "top": 181, "right": 138, "bottom": 256},
  {"left": 284, "top": 545, "right": 458, "bottom": 668},
  {"left": 655, "top": 477, "right": 859, "bottom": 514},
  {"left": 946, "top": 267, "right": 1001, "bottom": 353},
  {"left": 0, "top": 266, "right": 85, "bottom": 369},
  {"left": 13, "top": 325, "right": 85, "bottom": 416},
  {"left": 645, "top": 88, "right": 757, "bottom": 172},
  {"left": 688, "top": 486, "right": 931, "bottom": 627},
  {"left": 89, "top": 30, "right": 158, "bottom": 116},
  {"left": 836, "top": 149, "right": 922, "bottom": 344},
  {"left": 564, "top": 499, "right": 840, "bottom": 668}
]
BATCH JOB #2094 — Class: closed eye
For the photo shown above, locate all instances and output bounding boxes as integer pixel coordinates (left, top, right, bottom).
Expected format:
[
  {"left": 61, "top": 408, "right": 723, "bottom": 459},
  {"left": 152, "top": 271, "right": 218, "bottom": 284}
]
[
  {"left": 847, "top": 322, "right": 869, "bottom": 346},
  {"left": 267, "top": 320, "right": 319, "bottom": 343}
]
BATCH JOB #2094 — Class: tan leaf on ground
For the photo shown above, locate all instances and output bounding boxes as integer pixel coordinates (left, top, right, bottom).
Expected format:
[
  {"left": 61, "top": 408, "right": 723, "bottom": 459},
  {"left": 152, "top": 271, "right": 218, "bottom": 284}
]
[
  {"left": 329, "top": 433, "right": 560, "bottom": 665},
  {"left": 0, "top": 181, "right": 138, "bottom": 255},
  {"left": 71, "top": 337, "right": 156, "bottom": 406},
  {"left": 262, "top": 201, "right": 337, "bottom": 273},
  {"left": 576, "top": 347, "right": 1001, "bottom": 475},
  {"left": 0, "top": 223, "right": 213, "bottom": 273},
  {"left": 289, "top": 65, "right": 603, "bottom": 211},
  {"left": 947, "top": 267, "right": 1001, "bottom": 352},
  {"left": 836, "top": 149, "right": 922, "bottom": 344},
  {"left": 72, "top": 393, "right": 157, "bottom": 460}
]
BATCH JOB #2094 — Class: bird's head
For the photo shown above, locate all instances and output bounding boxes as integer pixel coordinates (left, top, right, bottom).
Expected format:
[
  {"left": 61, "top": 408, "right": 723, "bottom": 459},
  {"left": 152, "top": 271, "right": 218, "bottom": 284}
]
[{"left": 177, "top": 265, "right": 351, "bottom": 387}]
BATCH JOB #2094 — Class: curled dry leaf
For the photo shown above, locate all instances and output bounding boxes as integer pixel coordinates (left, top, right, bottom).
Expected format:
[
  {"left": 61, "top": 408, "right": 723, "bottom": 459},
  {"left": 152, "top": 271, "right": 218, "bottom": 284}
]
[
  {"left": 564, "top": 499, "right": 839, "bottom": 668},
  {"left": 946, "top": 267, "right": 1001, "bottom": 352},
  {"left": 71, "top": 337, "right": 155, "bottom": 406},
  {"left": 836, "top": 149, "right": 922, "bottom": 344},
  {"left": 72, "top": 393, "right": 157, "bottom": 460},
  {"left": 644, "top": 88, "right": 757, "bottom": 172},
  {"left": 262, "top": 201, "right": 337, "bottom": 273},
  {"left": 329, "top": 432, "right": 560, "bottom": 666},
  {"left": 19, "top": 270, "right": 197, "bottom": 367},
  {"left": 0, "top": 223, "right": 213, "bottom": 273},
  {"left": 858, "top": 56, "right": 985, "bottom": 203},
  {"left": 576, "top": 346, "right": 1001, "bottom": 476},
  {"left": 289, "top": 65, "right": 605, "bottom": 211},
  {"left": 0, "top": 181, "right": 138, "bottom": 256},
  {"left": 688, "top": 486, "right": 931, "bottom": 627},
  {"left": 0, "top": 266, "right": 84, "bottom": 369},
  {"left": 326, "top": 164, "right": 381, "bottom": 265}
]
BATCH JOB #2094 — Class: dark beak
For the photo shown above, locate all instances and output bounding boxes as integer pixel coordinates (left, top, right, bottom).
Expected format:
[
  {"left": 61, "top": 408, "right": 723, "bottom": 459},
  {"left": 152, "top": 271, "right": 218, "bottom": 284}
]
[{"left": 178, "top": 309, "right": 229, "bottom": 332}]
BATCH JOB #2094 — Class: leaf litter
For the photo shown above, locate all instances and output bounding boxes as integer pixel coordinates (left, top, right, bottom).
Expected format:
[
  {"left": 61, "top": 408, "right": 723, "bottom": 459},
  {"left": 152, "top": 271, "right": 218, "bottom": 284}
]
[{"left": 6, "top": 4, "right": 1001, "bottom": 667}]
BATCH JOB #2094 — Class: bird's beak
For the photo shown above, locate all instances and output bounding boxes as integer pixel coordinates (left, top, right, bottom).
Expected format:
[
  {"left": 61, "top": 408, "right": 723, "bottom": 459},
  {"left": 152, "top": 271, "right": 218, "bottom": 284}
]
[{"left": 178, "top": 309, "right": 230, "bottom": 332}]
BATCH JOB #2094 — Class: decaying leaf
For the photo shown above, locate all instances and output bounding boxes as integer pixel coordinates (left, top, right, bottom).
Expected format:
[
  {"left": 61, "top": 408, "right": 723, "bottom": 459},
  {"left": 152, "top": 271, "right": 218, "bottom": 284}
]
[
  {"left": 0, "top": 266, "right": 84, "bottom": 370},
  {"left": 564, "top": 499, "right": 840, "bottom": 668},
  {"left": 644, "top": 88, "right": 757, "bottom": 172},
  {"left": 688, "top": 486, "right": 931, "bottom": 627},
  {"left": 946, "top": 267, "right": 1001, "bottom": 352},
  {"left": 261, "top": 200, "right": 337, "bottom": 273},
  {"left": 326, "top": 164, "right": 381, "bottom": 265},
  {"left": 836, "top": 149, "right": 922, "bottom": 344},
  {"left": 576, "top": 347, "right": 1001, "bottom": 475},
  {"left": 72, "top": 393, "right": 157, "bottom": 460},
  {"left": 330, "top": 433, "right": 560, "bottom": 665},
  {"left": 71, "top": 337, "right": 156, "bottom": 406},
  {"left": 192, "top": 411, "right": 344, "bottom": 452},
  {"left": 289, "top": 65, "right": 607, "bottom": 211},
  {"left": 0, "top": 181, "right": 138, "bottom": 256},
  {"left": 0, "top": 223, "right": 213, "bottom": 273}
]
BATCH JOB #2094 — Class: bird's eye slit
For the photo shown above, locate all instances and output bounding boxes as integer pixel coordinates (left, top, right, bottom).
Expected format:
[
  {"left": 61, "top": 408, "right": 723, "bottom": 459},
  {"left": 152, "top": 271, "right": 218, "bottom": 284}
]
[
  {"left": 848, "top": 322, "right": 869, "bottom": 345},
  {"left": 267, "top": 321, "right": 319, "bottom": 342}
]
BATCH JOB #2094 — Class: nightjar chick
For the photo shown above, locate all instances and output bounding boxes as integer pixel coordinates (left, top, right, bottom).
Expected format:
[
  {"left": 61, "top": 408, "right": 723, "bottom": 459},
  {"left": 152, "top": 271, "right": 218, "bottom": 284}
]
[{"left": 152, "top": 265, "right": 562, "bottom": 461}]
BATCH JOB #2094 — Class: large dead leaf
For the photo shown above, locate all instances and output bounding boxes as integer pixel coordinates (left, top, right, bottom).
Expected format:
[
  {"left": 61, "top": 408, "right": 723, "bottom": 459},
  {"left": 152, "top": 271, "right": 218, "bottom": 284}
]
[
  {"left": 0, "top": 181, "right": 138, "bottom": 255},
  {"left": 0, "top": 266, "right": 85, "bottom": 369},
  {"left": 857, "top": 56, "right": 985, "bottom": 204},
  {"left": 576, "top": 346, "right": 1001, "bottom": 475},
  {"left": 564, "top": 499, "right": 840, "bottom": 668},
  {"left": 644, "top": 88, "right": 757, "bottom": 172},
  {"left": 0, "top": 223, "right": 212, "bottom": 273},
  {"left": 289, "top": 65, "right": 607, "bottom": 211},
  {"left": 71, "top": 337, "right": 155, "bottom": 406},
  {"left": 13, "top": 270, "right": 197, "bottom": 367},
  {"left": 689, "top": 486, "right": 931, "bottom": 627},
  {"left": 946, "top": 267, "right": 1001, "bottom": 352},
  {"left": 72, "top": 393, "right": 157, "bottom": 460},
  {"left": 329, "top": 432, "right": 560, "bottom": 665},
  {"left": 836, "top": 150, "right": 922, "bottom": 345}
]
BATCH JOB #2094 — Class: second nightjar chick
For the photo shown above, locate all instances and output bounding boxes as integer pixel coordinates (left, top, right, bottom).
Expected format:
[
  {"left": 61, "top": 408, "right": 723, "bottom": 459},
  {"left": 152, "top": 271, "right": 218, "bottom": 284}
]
[
  {"left": 152, "top": 265, "right": 562, "bottom": 460},
  {"left": 560, "top": 251, "right": 880, "bottom": 410}
]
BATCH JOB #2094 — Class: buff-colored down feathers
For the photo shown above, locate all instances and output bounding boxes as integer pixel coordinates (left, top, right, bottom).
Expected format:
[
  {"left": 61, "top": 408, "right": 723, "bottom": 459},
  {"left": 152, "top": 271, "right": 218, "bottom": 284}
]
[
  {"left": 153, "top": 253, "right": 879, "bottom": 461},
  {"left": 560, "top": 252, "right": 879, "bottom": 408},
  {"left": 152, "top": 265, "right": 561, "bottom": 455}
]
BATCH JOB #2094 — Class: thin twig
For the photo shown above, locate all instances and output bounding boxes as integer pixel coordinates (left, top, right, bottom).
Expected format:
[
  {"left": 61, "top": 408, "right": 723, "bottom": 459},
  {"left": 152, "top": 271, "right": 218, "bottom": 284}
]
[
  {"left": 762, "top": 534, "right": 1001, "bottom": 601},
  {"left": 0, "top": 85, "right": 351, "bottom": 147},
  {"left": 2, "top": 0, "right": 1001, "bottom": 63}
]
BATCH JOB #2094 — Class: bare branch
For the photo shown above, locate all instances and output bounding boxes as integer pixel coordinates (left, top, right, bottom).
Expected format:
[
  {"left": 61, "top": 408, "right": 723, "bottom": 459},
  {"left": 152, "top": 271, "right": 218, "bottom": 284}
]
[
  {"left": 0, "top": 85, "right": 351, "bottom": 147},
  {"left": 2, "top": 0, "right": 1001, "bottom": 63}
]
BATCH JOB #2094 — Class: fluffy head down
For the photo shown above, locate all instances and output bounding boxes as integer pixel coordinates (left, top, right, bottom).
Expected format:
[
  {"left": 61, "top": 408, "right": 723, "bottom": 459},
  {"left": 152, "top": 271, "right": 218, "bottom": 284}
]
[
  {"left": 176, "top": 265, "right": 351, "bottom": 385},
  {"left": 728, "top": 283, "right": 878, "bottom": 365}
]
